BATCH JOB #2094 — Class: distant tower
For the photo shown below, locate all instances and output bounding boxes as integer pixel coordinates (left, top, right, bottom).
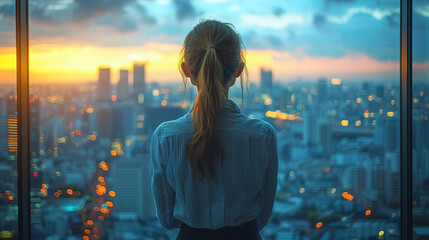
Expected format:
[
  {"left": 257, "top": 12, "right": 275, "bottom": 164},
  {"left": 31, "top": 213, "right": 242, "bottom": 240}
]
[
  {"left": 117, "top": 69, "right": 129, "bottom": 100},
  {"left": 97, "top": 68, "right": 111, "bottom": 102},
  {"left": 30, "top": 97, "right": 40, "bottom": 157},
  {"left": 96, "top": 104, "right": 113, "bottom": 140},
  {"left": 133, "top": 63, "right": 146, "bottom": 104},
  {"left": 110, "top": 155, "right": 155, "bottom": 220},
  {"left": 260, "top": 68, "right": 273, "bottom": 96},
  {"left": 7, "top": 92, "right": 18, "bottom": 154},
  {"left": 318, "top": 121, "right": 332, "bottom": 156},
  {"left": 0, "top": 95, "right": 7, "bottom": 156},
  {"left": 317, "top": 79, "right": 327, "bottom": 104}
]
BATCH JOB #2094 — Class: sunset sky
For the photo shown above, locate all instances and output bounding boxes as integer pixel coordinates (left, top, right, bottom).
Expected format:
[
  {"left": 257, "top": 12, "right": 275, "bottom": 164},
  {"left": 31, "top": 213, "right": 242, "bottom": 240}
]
[{"left": 0, "top": 0, "right": 428, "bottom": 84}]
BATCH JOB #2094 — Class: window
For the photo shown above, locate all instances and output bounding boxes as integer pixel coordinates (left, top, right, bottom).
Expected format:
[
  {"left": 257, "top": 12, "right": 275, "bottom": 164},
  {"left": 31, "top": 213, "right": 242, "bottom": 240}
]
[
  {"left": 0, "top": 0, "right": 420, "bottom": 239},
  {"left": 412, "top": 0, "right": 429, "bottom": 239},
  {"left": 0, "top": 0, "right": 18, "bottom": 238}
]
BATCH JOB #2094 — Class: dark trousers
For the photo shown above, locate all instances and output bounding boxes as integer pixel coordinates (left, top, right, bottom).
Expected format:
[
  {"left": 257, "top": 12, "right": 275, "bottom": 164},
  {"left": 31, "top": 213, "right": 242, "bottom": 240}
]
[{"left": 176, "top": 220, "right": 262, "bottom": 240}]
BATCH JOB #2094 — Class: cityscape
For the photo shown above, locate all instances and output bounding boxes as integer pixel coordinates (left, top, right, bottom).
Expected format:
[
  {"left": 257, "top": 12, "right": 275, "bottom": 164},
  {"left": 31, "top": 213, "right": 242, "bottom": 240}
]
[
  {"left": 1, "top": 0, "right": 429, "bottom": 239},
  {"left": 1, "top": 61, "right": 428, "bottom": 239}
]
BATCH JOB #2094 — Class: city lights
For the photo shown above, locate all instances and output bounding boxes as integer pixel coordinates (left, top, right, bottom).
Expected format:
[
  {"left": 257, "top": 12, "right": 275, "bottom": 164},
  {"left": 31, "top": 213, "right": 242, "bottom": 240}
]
[
  {"left": 331, "top": 78, "right": 341, "bottom": 85},
  {"left": 342, "top": 192, "right": 354, "bottom": 201},
  {"left": 0, "top": 0, "right": 417, "bottom": 238}
]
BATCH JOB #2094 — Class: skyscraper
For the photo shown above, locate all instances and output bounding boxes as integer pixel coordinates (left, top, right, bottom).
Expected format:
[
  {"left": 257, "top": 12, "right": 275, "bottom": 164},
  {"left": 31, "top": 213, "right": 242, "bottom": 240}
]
[
  {"left": 96, "top": 103, "right": 113, "bottom": 140},
  {"left": 7, "top": 92, "right": 17, "bottom": 154},
  {"left": 260, "top": 67, "right": 273, "bottom": 96},
  {"left": 133, "top": 63, "right": 145, "bottom": 103},
  {"left": 117, "top": 69, "right": 129, "bottom": 101},
  {"left": 0, "top": 95, "right": 7, "bottom": 156},
  {"left": 110, "top": 155, "right": 155, "bottom": 220},
  {"left": 317, "top": 79, "right": 328, "bottom": 104},
  {"left": 30, "top": 97, "right": 40, "bottom": 157},
  {"left": 97, "top": 68, "right": 111, "bottom": 102}
]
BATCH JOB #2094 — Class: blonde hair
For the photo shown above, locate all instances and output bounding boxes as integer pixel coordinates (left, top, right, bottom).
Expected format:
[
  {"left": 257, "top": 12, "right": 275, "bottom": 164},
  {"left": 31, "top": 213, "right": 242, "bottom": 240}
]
[{"left": 178, "top": 19, "right": 248, "bottom": 178}]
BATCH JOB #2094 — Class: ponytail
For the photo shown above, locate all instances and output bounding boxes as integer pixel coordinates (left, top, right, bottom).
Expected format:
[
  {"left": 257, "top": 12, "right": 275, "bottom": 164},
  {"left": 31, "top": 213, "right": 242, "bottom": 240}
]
[
  {"left": 179, "top": 20, "right": 248, "bottom": 179},
  {"left": 187, "top": 47, "right": 227, "bottom": 178}
]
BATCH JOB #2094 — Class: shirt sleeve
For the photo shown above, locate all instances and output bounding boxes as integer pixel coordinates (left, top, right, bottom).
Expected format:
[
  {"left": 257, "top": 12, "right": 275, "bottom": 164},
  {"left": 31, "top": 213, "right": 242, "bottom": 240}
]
[
  {"left": 150, "top": 126, "right": 181, "bottom": 229},
  {"left": 256, "top": 126, "right": 279, "bottom": 231}
]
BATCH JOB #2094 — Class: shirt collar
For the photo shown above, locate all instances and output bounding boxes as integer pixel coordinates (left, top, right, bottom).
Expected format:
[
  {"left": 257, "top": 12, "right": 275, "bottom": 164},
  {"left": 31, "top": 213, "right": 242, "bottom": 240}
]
[{"left": 187, "top": 98, "right": 241, "bottom": 114}]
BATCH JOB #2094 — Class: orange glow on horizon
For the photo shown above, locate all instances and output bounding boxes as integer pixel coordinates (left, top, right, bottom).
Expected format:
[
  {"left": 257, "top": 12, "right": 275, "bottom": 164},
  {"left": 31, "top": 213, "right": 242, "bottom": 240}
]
[{"left": 0, "top": 43, "right": 399, "bottom": 84}]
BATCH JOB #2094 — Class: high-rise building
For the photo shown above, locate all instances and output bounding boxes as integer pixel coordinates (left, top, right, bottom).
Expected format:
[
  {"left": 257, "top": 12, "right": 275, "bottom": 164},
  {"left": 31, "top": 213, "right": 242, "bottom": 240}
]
[
  {"left": 260, "top": 68, "right": 273, "bottom": 96},
  {"left": 318, "top": 121, "right": 332, "bottom": 156},
  {"left": 342, "top": 166, "right": 366, "bottom": 196},
  {"left": 30, "top": 97, "right": 40, "bottom": 157},
  {"left": 303, "top": 108, "right": 318, "bottom": 146},
  {"left": 96, "top": 103, "right": 113, "bottom": 140},
  {"left": 97, "top": 68, "right": 111, "bottom": 102},
  {"left": 110, "top": 154, "right": 155, "bottom": 220},
  {"left": 317, "top": 79, "right": 327, "bottom": 104},
  {"left": 133, "top": 63, "right": 145, "bottom": 103},
  {"left": 117, "top": 69, "right": 129, "bottom": 101},
  {"left": 7, "top": 92, "right": 17, "bottom": 154},
  {"left": 0, "top": 95, "right": 7, "bottom": 156},
  {"left": 383, "top": 117, "right": 399, "bottom": 152},
  {"left": 112, "top": 101, "right": 136, "bottom": 142}
]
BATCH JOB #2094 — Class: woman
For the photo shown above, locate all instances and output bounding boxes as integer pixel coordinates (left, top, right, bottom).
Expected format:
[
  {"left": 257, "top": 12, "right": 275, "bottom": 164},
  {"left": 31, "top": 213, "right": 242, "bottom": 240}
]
[{"left": 150, "top": 19, "right": 278, "bottom": 240}]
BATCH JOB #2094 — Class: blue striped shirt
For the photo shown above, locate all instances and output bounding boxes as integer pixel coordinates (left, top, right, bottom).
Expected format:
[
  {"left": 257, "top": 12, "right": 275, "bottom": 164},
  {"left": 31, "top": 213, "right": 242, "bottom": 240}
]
[{"left": 150, "top": 98, "right": 278, "bottom": 231}]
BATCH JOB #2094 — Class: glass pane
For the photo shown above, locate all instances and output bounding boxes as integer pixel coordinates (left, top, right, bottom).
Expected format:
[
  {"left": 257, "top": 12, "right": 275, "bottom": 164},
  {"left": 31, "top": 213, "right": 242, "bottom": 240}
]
[
  {"left": 413, "top": 0, "right": 429, "bottom": 238},
  {"left": 0, "top": 0, "right": 18, "bottom": 238},
  {"left": 28, "top": 0, "right": 400, "bottom": 239}
]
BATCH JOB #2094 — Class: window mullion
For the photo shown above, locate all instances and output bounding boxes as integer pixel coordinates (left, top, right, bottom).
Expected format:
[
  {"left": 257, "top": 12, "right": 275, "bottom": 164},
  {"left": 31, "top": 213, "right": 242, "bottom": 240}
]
[
  {"left": 400, "top": 0, "right": 413, "bottom": 240},
  {"left": 16, "top": 0, "right": 31, "bottom": 239}
]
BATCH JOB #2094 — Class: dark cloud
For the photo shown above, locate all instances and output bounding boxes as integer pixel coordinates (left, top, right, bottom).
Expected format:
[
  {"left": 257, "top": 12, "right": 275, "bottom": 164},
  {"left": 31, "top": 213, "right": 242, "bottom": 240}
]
[
  {"left": 385, "top": 14, "right": 398, "bottom": 28},
  {"left": 0, "top": 1, "right": 15, "bottom": 20},
  {"left": 272, "top": 7, "right": 285, "bottom": 17},
  {"left": 313, "top": 14, "right": 326, "bottom": 29},
  {"left": 0, "top": 0, "right": 156, "bottom": 33},
  {"left": 267, "top": 35, "right": 284, "bottom": 48},
  {"left": 324, "top": 0, "right": 355, "bottom": 3},
  {"left": 173, "top": 0, "right": 199, "bottom": 22},
  {"left": 93, "top": 3, "right": 156, "bottom": 33}
]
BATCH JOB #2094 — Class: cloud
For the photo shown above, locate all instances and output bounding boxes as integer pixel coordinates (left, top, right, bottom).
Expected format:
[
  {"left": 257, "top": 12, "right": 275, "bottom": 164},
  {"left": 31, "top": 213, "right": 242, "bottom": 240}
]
[
  {"left": 324, "top": 0, "right": 355, "bottom": 3},
  {"left": 327, "top": 7, "right": 400, "bottom": 24},
  {"left": 267, "top": 35, "right": 284, "bottom": 48},
  {"left": 94, "top": 3, "right": 156, "bottom": 33},
  {"left": 273, "top": 7, "right": 285, "bottom": 17},
  {"left": 415, "top": 5, "right": 429, "bottom": 17},
  {"left": 0, "top": 1, "right": 15, "bottom": 20},
  {"left": 385, "top": 14, "right": 399, "bottom": 28},
  {"left": 173, "top": 0, "right": 199, "bottom": 22},
  {"left": 241, "top": 13, "right": 310, "bottom": 29},
  {"left": 313, "top": 14, "right": 326, "bottom": 29},
  {"left": 0, "top": 0, "right": 156, "bottom": 33}
]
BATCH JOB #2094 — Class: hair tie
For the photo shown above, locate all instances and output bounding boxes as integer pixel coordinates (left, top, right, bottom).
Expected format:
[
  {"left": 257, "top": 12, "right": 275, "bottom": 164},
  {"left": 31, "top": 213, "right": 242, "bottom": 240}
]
[{"left": 206, "top": 45, "right": 216, "bottom": 51}]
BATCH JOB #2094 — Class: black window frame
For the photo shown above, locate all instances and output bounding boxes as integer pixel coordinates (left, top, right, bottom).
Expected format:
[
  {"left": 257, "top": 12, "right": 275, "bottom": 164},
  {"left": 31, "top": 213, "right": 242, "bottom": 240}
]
[{"left": 14, "top": 0, "right": 414, "bottom": 239}]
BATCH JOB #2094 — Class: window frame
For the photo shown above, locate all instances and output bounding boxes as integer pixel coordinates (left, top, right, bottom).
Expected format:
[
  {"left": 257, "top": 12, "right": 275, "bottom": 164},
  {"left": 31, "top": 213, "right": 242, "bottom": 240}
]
[{"left": 14, "top": 0, "right": 414, "bottom": 239}]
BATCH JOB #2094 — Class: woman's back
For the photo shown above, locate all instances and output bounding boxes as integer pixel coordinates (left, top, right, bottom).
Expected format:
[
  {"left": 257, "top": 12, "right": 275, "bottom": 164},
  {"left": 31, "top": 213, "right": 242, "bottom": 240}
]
[
  {"left": 150, "top": 19, "right": 278, "bottom": 239},
  {"left": 151, "top": 98, "right": 278, "bottom": 230}
]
